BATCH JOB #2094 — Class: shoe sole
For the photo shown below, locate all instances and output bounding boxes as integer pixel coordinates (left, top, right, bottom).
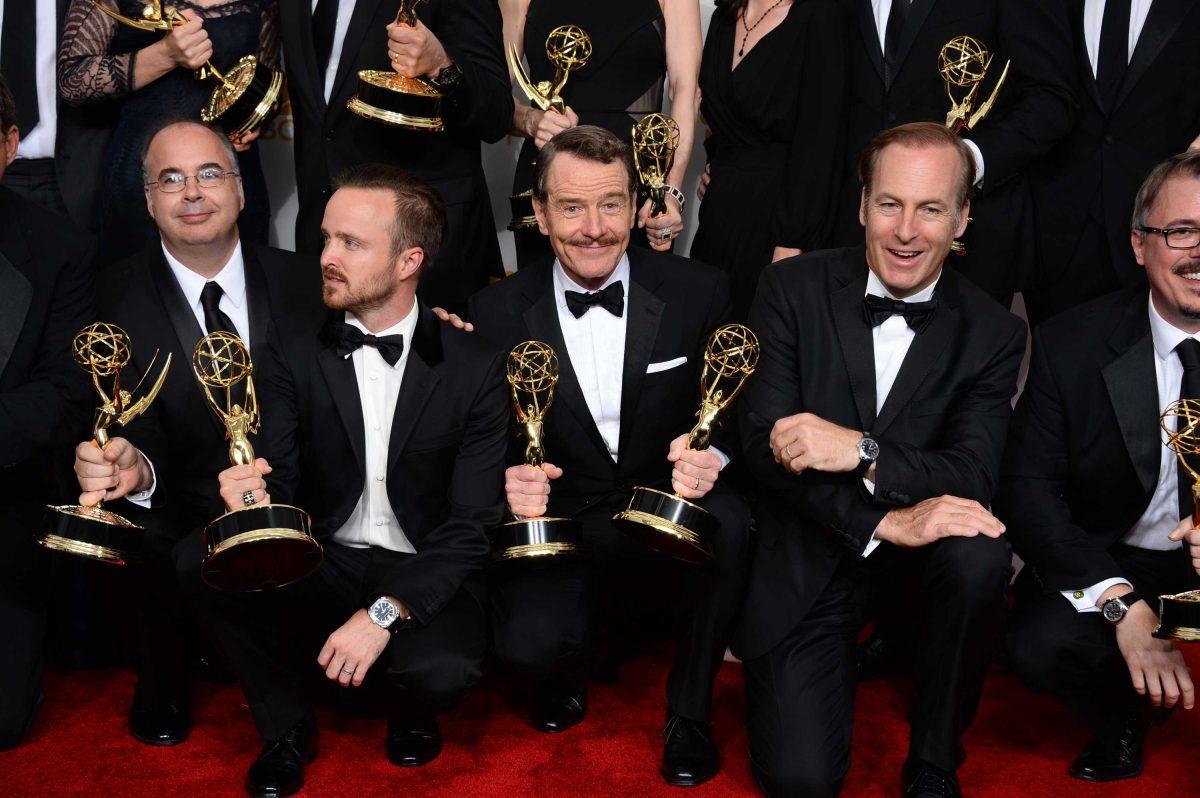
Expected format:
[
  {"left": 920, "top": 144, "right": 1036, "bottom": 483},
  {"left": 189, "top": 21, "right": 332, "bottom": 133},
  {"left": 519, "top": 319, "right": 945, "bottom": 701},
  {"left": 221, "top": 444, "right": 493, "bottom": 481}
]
[
  {"left": 660, "top": 771, "right": 719, "bottom": 788},
  {"left": 130, "top": 728, "right": 189, "bottom": 747},
  {"left": 1067, "top": 767, "right": 1143, "bottom": 783}
]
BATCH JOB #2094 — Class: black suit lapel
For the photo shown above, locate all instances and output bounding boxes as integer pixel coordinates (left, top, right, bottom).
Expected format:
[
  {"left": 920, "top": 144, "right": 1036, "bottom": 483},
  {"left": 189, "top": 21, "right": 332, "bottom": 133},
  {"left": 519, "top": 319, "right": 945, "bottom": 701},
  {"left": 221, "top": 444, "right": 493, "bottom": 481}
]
[
  {"left": 328, "top": 0, "right": 387, "bottom": 121},
  {"left": 280, "top": 0, "right": 326, "bottom": 114},
  {"left": 522, "top": 270, "right": 612, "bottom": 460},
  {"left": 317, "top": 312, "right": 367, "bottom": 478},
  {"left": 242, "top": 246, "right": 271, "bottom": 362},
  {"left": 387, "top": 304, "right": 443, "bottom": 473},
  {"left": 1101, "top": 294, "right": 1159, "bottom": 495},
  {"left": 617, "top": 256, "right": 665, "bottom": 461},
  {"left": 855, "top": 0, "right": 885, "bottom": 84},
  {"left": 831, "top": 252, "right": 877, "bottom": 431},
  {"left": 0, "top": 251, "right": 32, "bottom": 380},
  {"left": 890, "top": 0, "right": 938, "bottom": 89},
  {"left": 1113, "top": 0, "right": 1198, "bottom": 114}
]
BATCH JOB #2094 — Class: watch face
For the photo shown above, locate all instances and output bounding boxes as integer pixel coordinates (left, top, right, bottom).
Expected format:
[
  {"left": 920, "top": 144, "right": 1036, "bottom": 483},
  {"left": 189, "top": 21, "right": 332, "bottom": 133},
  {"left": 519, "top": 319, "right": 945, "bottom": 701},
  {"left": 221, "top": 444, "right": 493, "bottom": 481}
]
[
  {"left": 371, "top": 599, "right": 399, "bottom": 627},
  {"left": 1102, "top": 599, "right": 1125, "bottom": 623},
  {"left": 860, "top": 437, "right": 880, "bottom": 461}
]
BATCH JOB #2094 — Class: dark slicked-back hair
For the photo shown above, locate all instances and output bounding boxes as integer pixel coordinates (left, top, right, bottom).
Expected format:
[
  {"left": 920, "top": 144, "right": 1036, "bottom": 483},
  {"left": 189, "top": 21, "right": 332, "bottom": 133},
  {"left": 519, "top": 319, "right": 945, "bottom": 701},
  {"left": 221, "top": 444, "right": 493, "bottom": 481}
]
[
  {"left": 1132, "top": 150, "right": 1200, "bottom": 230},
  {"left": 858, "top": 122, "right": 977, "bottom": 214},
  {"left": 333, "top": 163, "right": 448, "bottom": 264},
  {"left": 533, "top": 125, "right": 638, "bottom": 203},
  {"left": 0, "top": 72, "right": 17, "bottom": 133}
]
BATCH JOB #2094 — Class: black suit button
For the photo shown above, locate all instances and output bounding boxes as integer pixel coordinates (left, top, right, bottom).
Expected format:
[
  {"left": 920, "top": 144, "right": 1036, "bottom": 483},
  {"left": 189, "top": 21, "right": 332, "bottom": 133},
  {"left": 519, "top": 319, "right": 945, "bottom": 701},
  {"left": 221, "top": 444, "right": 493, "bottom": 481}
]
[
  {"left": 1104, "top": 134, "right": 1114, "bottom": 145},
  {"left": 325, "top": 129, "right": 335, "bottom": 141}
]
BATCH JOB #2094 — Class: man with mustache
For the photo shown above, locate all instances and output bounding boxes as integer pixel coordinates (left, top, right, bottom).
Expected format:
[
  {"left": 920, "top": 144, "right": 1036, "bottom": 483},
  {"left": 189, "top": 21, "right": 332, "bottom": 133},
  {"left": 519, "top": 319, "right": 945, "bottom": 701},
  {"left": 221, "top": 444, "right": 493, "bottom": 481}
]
[
  {"left": 1000, "top": 151, "right": 1200, "bottom": 782},
  {"left": 69, "top": 118, "right": 318, "bottom": 747},
  {"left": 182, "top": 164, "right": 507, "bottom": 797},
  {"left": 468, "top": 125, "right": 752, "bottom": 787}
]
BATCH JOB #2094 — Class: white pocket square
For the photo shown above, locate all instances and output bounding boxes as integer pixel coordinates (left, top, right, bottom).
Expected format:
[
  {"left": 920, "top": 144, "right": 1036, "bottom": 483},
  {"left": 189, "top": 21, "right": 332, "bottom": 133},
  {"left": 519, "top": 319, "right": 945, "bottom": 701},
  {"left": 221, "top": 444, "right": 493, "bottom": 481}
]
[{"left": 646, "top": 356, "right": 687, "bottom": 374}]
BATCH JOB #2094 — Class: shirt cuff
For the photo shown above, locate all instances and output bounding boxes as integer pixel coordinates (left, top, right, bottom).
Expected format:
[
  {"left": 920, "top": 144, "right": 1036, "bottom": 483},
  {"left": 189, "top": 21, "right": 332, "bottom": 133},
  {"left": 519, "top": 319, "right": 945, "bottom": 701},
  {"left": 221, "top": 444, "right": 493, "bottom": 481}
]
[
  {"left": 709, "top": 446, "right": 730, "bottom": 471},
  {"left": 124, "top": 451, "right": 156, "bottom": 509},
  {"left": 860, "top": 476, "right": 880, "bottom": 556},
  {"left": 963, "top": 138, "right": 985, "bottom": 187},
  {"left": 1061, "top": 577, "right": 1131, "bottom": 613}
]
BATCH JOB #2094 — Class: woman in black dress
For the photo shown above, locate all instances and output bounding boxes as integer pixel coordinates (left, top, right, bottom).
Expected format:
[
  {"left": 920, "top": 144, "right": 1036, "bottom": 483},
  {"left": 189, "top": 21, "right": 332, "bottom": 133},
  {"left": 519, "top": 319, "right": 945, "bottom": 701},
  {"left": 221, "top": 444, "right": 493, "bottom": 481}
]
[
  {"left": 501, "top": 0, "right": 700, "bottom": 268},
  {"left": 58, "top": 0, "right": 278, "bottom": 267},
  {"left": 690, "top": 0, "right": 847, "bottom": 319}
]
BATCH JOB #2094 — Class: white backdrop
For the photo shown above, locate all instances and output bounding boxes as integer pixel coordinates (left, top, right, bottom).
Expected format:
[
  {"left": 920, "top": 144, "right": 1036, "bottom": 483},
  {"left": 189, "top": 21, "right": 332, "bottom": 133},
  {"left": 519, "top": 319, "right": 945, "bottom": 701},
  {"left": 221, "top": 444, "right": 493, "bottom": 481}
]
[{"left": 258, "top": 2, "right": 719, "bottom": 273}]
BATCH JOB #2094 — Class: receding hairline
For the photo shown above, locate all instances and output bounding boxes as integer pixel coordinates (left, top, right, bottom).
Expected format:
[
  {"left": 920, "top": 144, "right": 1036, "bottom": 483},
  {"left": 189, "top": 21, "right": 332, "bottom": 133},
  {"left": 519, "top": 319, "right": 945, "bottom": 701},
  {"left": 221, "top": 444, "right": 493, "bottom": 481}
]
[{"left": 143, "top": 121, "right": 237, "bottom": 172}]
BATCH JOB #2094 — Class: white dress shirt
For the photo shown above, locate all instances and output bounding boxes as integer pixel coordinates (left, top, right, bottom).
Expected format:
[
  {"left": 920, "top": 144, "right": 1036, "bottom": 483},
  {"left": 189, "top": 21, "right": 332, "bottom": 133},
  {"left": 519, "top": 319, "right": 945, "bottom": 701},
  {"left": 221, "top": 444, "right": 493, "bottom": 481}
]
[
  {"left": 311, "top": 0, "right": 360, "bottom": 102},
  {"left": 1083, "top": 0, "right": 1154, "bottom": 77},
  {"left": 861, "top": 268, "right": 940, "bottom": 557},
  {"left": 869, "top": 0, "right": 985, "bottom": 185},
  {"left": 1062, "top": 295, "right": 1186, "bottom": 612},
  {"left": 332, "top": 302, "right": 419, "bottom": 553},
  {"left": 0, "top": 0, "right": 59, "bottom": 159}
]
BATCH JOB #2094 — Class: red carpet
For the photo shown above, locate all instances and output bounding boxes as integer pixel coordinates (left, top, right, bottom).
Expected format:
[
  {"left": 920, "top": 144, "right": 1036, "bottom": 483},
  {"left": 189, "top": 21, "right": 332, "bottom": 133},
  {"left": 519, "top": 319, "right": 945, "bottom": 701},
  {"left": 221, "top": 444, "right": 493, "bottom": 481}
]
[{"left": 2, "top": 648, "right": 1197, "bottom": 797}]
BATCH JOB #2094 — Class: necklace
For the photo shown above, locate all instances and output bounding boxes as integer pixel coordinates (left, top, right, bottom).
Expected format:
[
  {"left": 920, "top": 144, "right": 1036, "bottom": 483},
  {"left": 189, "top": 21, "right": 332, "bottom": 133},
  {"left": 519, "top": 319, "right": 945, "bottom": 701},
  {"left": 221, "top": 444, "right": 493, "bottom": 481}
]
[{"left": 739, "top": 0, "right": 787, "bottom": 57}]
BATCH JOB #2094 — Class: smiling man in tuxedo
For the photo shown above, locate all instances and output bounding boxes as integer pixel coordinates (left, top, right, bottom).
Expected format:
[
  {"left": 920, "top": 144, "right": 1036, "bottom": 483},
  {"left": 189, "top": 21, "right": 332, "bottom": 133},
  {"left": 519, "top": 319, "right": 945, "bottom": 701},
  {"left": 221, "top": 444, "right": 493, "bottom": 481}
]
[
  {"left": 736, "top": 122, "right": 1026, "bottom": 798},
  {"left": 469, "top": 125, "right": 751, "bottom": 788}
]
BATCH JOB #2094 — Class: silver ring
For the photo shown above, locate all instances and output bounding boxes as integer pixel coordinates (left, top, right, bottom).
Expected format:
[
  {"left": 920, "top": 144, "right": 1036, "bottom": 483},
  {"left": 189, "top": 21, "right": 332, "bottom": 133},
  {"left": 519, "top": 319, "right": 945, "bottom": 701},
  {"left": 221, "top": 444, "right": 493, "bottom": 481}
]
[
  {"left": 659, "top": 229, "right": 672, "bottom": 241},
  {"left": 341, "top": 665, "right": 354, "bottom": 675},
  {"left": 242, "top": 490, "right": 257, "bottom": 507}
]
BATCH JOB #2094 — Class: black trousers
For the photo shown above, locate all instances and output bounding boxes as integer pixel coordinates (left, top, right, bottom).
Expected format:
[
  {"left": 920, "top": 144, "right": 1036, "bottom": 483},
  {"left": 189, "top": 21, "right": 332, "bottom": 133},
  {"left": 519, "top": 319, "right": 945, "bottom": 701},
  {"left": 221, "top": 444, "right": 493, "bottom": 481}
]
[
  {"left": 744, "top": 535, "right": 1012, "bottom": 797},
  {"left": 178, "top": 537, "right": 487, "bottom": 741},
  {"left": 490, "top": 488, "right": 751, "bottom": 722},
  {"left": 1005, "top": 544, "right": 1200, "bottom": 738},
  {"left": 0, "top": 509, "right": 49, "bottom": 750}
]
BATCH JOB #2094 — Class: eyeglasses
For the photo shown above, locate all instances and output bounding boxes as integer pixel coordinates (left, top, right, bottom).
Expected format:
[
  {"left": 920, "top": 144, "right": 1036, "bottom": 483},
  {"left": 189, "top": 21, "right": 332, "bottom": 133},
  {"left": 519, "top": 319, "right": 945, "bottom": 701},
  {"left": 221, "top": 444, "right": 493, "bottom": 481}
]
[
  {"left": 1137, "top": 226, "right": 1200, "bottom": 249},
  {"left": 145, "top": 167, "right": 240, "bottom": 193}
]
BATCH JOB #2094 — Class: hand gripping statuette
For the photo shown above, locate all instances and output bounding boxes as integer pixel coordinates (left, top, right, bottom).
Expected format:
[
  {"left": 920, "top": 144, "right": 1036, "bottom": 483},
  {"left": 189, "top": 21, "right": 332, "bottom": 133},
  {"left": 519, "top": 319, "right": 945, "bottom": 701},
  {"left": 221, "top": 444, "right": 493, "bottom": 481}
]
[
  {"left": 489, "top": 341, "right": 581, "bottom": 564},
  {"left": 193, "top": 332, "right": 320, "bottom": 592},
  {"left": 348, "top": 0, "right": 446, "bottom": 131},
  {"left": 90, "top": 1, "right": 283, "bottom": 138},
  {"left": 613, "top": 325, "right": 760, "bottom": 565},
  {"left": 507, "top": 25, "right": 592, "bottom": 231},
  {"left": 1154, "top": 399, "right": 1200, "bottom": 642},
  {"left": 631, "top": 113, "right": 680, "bottom": 219},
  {"left": 41, "top": 323, "right": 171, "bottom": 565}
]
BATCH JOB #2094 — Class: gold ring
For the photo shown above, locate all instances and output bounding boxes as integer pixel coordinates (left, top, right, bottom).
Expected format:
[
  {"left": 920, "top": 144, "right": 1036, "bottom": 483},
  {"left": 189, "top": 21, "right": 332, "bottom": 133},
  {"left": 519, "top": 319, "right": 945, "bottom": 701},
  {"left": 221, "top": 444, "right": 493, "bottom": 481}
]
[
  {"left": 784, "top": 445, "right": 793, "bottom": 459},
  {"left": 693, "top": 478, "right": 700, "bottom": 490}
]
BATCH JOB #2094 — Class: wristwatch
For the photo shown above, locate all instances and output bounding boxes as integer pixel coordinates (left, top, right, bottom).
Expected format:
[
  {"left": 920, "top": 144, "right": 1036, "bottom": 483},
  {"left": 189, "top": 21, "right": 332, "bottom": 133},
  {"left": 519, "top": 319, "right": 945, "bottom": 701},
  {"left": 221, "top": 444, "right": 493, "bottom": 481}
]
[
  {"left": 368, "top": 596, "right": 402, "bottom": 632},
  {"left": 432, "top": 62, "right": 463, "bottom": 94},
  {"left": 1101, "top": 591, "right": 1143, "bottom": 625},
  {"left": 855, "top": 433, "right": 880, "bottom": 475}
]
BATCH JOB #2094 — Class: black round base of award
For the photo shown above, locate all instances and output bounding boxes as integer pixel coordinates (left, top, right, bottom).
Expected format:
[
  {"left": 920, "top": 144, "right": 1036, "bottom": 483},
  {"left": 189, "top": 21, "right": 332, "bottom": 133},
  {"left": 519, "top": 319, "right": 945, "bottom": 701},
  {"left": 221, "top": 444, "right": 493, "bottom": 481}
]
[
  {"left": 489, "top": 517, "right": 582, "bottom": 565},
  {"left": 347, "top": 71, "right": 444, "bottom": 132},
  {"left": 201, "top": 55, "right": 284, "bottom": 138},
  {"left": 39, "top": 504, "right": 143, "bottom": 566},
  {"left": 508, "top": 190, "right": 538, "bottom": 231},
  {"left": 201, "top": 503, "right": 321, "bottom": 592},
  {"left": 612, "top": 487, "right": 715, "bottom": 566},
  {"left": 1154, "top": 590, "right": 1200, "bottom": 642}
]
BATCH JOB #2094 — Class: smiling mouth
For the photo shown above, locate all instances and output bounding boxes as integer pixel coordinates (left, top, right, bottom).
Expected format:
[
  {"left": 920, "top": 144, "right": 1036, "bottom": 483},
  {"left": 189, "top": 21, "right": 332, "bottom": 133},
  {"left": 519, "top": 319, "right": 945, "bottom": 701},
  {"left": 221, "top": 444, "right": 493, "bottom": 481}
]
[
  {"left": 888, "top": 248, "right": 922, "bottom": 262},
  {"left": 1175, "top": 263, "right": 1200, "bottom": 281}
]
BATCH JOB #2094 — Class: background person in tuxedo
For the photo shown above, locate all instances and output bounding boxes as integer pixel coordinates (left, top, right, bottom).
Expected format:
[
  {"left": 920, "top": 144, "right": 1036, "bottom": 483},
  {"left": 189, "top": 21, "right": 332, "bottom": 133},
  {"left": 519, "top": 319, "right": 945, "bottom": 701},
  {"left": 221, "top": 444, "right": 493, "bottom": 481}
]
[
  {"left": 469, "top": 126, "right": 751, "bottom": 788},
  {"left": 1000, "top": 152, "right": 1200, "bottom": 783},
  {"left": 181, "top": 165, "right": 507, "bottom": 797},
  {"left": 0, "top": 76, "right": 95, "bottom": 749},
  {"left": 1024, "top": 0, "right": 1200, "bottom": 327},
  {"left": 279, "top": 0, "right": 513, "bottom": 314},
  {"left": 735, "top": 123, "right": 1025, "bottom": 798},
  {"left": 68, "top": 118, "right": 319, "bottom": 747}
]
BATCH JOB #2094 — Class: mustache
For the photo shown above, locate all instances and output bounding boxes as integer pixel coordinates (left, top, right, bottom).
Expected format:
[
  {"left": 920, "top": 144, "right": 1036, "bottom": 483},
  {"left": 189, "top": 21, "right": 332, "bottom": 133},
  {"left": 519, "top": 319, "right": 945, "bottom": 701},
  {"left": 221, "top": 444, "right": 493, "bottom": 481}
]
[
  {"left": 1172, "top": 262, "right": 1200, "bottom": 276},
  {"left": 566, "top": 234, "right": 622, "bottom": 248},
  {"left": 322, "top": 267, "right": 349, "bottom": 283}
]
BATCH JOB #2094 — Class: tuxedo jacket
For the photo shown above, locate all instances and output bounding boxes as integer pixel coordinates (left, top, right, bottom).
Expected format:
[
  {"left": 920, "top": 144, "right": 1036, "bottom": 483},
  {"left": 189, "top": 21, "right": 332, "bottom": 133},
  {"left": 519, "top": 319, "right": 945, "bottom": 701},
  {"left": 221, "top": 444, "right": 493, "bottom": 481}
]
[
  {"left": 734, "top": 246, "right": 1026, "bottom": 659},
  {"left": 995, "top": 288, "right": 1197, "bottom": 594},
  {"left": 257, "top": 303, "right": 508, "bottom": 623},
  {"left": 0, "top": 186, "right": 94, "bottom": 523},
  {"left": 279, "top": 0, "right": 513, "bottom": 310},
  {"left": 1031, "top": 0, "right": 1200, "bottom": 288},
  {"left": 99, "top": 243, "right": 321, "bottom": 541},
  {"left": 467, "top": 248, "right": 733, "bottom": 520},
  {"left": 832, "top": 0, "right": 1076, "bottom": 300}
]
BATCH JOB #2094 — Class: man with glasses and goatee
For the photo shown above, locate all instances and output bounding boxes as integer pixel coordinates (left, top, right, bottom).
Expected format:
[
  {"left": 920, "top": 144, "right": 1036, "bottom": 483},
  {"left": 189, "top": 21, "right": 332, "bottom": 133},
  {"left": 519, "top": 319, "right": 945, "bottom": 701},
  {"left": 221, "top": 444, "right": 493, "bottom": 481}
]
[
  {"left": 1000, "top": 151, "right": 1200, "bottom": 784},
  {"left": 69, "top": 118, "right": 318, "bottom": 748}
]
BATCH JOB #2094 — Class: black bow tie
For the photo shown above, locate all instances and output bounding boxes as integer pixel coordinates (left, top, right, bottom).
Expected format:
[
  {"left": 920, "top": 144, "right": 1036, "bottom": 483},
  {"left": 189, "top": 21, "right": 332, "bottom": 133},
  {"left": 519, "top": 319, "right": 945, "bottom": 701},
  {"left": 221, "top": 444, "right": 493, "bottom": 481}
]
[
  {"left": 333, "top": 323, "right": 405, "bottom": 366},
  {"left": 565, "top": 281, "right": 625, "bottom": 319},
  {"left": 863, "top": 293, "right": 938, "bottom": 332}
]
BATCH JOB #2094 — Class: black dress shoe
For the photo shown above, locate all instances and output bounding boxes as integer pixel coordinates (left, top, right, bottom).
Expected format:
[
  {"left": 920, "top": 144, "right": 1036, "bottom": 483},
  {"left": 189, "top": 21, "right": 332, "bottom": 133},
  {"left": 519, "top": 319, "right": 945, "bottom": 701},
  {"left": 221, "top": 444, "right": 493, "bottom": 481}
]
[
  {"left": 903, "top": 759, "right": 961, "bottom": 798},
  {"left": 245, "top": 716, "right": 317, "bottom": 798},
  {"left": 1069, "top": 711, "right": 1148, "bottom": 782},
  {"left": 530, "top": 688, "right": 587, "bottom": 733},
  {"left": 661, "top": 713, "right": 720, "bottom": 787},
  {"left": 128, "top": 693, "right": 191, "bottom": 746},
  {"left": 386, "top": 715, "right": 442, "bottom": 767}
]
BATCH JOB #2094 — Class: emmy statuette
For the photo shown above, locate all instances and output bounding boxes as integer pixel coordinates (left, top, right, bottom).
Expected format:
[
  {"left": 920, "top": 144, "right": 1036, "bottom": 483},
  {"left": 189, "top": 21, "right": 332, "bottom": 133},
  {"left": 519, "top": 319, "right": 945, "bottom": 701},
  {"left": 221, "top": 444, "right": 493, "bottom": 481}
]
[
  {"left": 41, "top": 323, "right": 172, "bottom": 565},
  {"left": 631, "top": 113, "right": 681, "bottom": 218},
  {"left": 1154, "top": 400, "right": 1200, "bottom": 642},
  {"left": 489, "top": 341, "right": 581, "bottom": 563},
  {"left": 193, "top": 332, "right": 321, "bottom": 592},
  {"left": 347, "top": 0, "right": 445, "bottom": 131},
  {"left": 613, "top": 325, "right": 760, "bottom": 565}
]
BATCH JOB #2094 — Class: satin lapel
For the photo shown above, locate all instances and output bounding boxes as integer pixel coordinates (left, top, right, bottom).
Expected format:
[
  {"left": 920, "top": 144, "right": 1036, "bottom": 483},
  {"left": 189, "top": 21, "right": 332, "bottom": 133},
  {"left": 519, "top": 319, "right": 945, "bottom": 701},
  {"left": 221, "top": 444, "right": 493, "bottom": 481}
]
[
  {"left": 318, "top": 312, "right": 367, "bottom": 477},
  {"left": 617, "top": 262, "right": 665, "bottom": 461},
  {"left": 891, "top": 0, "right": 938, "bottom": 89},
  {"left": 831, "top": 257, "right": 877, "bottom": 431},
  {"left": 242, "top": 246, "right": 271, "bottom": 362},
  {"left": 855, "top": 0, "right": 885, "bottom": 84},
  {"left": 1113, "top": 0, "right": 1197, "bottom": 114},
  {"left": 522, "top": 274, "right": 611, "bottom": 460},
  {"left": 873, "top": 282, "right": 956, "bottom": 434},
  {"left": 280, "top": 0, "right": 325, "bottom": 115},
  {"left": 387, "top": 305, "right": 443, "bottom": 473},
  {"left": 328, "top": 0, "right": 388, "bottom": 122},
  {"left": 0, "top": 251, "right": 32, "bottom": 380},
  {"left": 1101, "top": 298, "right": 1158, "bottom": 495}
]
